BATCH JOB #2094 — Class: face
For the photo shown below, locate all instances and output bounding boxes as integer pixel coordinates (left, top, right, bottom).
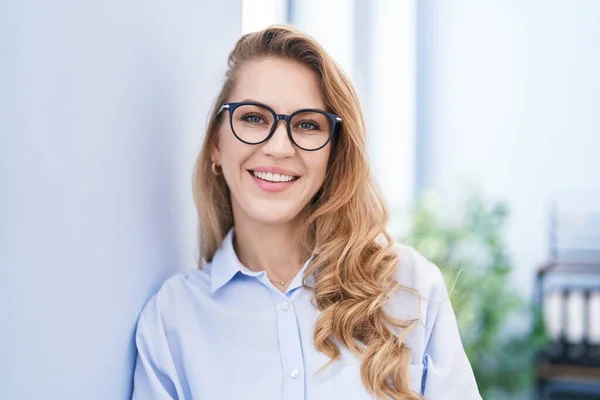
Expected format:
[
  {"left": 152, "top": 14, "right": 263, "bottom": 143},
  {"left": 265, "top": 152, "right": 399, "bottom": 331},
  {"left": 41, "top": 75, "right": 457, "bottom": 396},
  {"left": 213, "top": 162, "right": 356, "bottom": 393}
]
[{"left": 213, "top": 57, "right": 332, "bottom": 227}]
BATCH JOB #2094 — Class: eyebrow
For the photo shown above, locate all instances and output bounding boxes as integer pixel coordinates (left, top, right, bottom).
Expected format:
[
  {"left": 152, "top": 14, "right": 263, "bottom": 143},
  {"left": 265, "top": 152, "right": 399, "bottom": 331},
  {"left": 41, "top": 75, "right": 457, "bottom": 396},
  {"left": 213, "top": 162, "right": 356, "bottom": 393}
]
[{"left": 239, "top": 98, "right": 327, "bottom": 112}]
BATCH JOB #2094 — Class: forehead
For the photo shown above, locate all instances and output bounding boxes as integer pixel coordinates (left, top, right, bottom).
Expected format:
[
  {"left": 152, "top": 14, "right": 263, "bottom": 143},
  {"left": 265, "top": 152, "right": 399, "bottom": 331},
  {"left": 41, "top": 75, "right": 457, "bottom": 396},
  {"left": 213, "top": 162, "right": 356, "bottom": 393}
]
[{"left": 230, "top": 57, "right": 326, "bottom": 113}]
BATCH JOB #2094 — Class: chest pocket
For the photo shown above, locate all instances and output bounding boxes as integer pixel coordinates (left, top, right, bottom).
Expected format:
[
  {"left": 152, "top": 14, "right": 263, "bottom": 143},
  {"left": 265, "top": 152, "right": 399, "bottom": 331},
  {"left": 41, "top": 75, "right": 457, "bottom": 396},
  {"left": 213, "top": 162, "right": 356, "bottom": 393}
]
[{"left": 333, "top": 352, "right": 425, "bottom": 399}]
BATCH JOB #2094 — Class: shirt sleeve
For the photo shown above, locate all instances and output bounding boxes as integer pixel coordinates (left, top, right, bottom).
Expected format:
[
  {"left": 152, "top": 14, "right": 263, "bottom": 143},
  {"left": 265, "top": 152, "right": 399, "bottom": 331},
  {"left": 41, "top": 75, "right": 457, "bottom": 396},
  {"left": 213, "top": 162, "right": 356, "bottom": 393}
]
[
  {"left": 132, "top": 298, "right": 181, "bottom": 400},
  {"left": 421, "top": 265, "right": 482, "bottom": 399}
]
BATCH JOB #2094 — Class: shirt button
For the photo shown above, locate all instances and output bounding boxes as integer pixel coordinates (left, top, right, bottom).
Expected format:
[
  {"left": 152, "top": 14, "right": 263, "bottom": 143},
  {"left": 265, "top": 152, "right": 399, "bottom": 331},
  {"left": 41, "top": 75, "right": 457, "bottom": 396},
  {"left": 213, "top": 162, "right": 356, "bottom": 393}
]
[
  {"left": 281, "top": 302, "right": 290, "bottom": 311},
  {"left": 290, "top": 368, "right": 299, "bottom": 379}
]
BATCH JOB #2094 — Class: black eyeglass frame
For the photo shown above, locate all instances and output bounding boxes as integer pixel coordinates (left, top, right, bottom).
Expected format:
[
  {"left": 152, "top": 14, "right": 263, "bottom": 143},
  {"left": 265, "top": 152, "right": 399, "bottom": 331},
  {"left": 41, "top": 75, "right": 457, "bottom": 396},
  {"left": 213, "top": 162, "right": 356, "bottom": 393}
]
[{"left": 218, "top": 101, "right": 342, "bottom": 152}]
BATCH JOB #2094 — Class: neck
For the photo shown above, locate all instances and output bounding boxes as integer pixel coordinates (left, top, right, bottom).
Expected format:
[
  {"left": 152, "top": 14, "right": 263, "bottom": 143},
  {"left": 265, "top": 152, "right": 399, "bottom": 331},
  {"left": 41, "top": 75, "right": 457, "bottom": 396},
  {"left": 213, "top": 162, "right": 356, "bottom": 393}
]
[{"left": 232, "top": 213, "right": 309, "bottom": 286}]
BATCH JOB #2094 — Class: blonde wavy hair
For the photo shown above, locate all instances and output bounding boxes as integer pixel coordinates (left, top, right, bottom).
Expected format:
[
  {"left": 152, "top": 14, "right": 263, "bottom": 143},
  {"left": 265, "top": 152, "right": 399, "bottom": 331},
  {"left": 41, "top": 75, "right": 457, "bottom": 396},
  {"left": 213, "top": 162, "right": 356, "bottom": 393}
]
[{"left": 192, "top": 25, "right": 421, "bottom": 399}]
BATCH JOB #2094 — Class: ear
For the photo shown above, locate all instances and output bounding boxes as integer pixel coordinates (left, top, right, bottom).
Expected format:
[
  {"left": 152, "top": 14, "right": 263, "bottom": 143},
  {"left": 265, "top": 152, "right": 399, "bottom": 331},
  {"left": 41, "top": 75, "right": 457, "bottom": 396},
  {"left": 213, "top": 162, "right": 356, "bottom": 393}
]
[{"left": 210, "top": 131, "right": 221, "bottom": 165}]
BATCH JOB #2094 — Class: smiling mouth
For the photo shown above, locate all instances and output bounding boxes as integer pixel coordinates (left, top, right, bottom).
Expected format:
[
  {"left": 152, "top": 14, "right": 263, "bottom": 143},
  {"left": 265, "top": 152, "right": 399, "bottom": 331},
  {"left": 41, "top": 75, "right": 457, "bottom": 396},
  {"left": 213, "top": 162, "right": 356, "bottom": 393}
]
[{"left": 248, "top": 170, "right": 300, "bottom": 183}]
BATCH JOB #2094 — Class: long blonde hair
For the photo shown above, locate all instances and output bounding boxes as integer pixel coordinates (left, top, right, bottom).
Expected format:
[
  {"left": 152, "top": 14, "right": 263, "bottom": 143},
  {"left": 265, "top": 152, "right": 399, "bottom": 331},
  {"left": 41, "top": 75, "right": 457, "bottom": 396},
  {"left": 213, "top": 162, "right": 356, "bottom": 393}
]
[{"left": 192, "top": 25, "right": 421, "bottom": 399}]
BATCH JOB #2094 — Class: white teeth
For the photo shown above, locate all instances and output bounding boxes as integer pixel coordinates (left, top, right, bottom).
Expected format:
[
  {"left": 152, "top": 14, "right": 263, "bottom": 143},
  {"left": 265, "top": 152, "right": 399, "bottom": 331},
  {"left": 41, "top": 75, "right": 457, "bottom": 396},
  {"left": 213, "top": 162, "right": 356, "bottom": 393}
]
[{"left": 251, "top": 170, "right": 296, "bottom": 182}]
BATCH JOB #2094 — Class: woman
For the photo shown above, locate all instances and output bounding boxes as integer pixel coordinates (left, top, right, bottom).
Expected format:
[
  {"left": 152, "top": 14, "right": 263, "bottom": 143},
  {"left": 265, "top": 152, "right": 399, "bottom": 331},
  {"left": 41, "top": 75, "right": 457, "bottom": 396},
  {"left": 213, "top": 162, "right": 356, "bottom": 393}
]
[{"left": 133, "top": 25, "right": 481, "bottom": 400}]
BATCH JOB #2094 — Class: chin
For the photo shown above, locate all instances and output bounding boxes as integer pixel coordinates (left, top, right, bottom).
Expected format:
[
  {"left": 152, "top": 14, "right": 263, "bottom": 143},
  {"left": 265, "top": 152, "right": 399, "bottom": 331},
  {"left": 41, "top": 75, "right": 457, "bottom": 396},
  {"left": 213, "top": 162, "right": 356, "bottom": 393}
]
[{"left": 245, "top": 203, "right": 302, "bottom": 226}]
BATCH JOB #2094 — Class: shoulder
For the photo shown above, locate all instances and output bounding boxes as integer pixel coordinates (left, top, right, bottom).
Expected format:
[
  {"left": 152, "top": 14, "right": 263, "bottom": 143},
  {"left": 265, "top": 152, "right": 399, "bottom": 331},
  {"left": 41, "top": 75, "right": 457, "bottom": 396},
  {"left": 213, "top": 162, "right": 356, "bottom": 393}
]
[
  {"left": 388, "top": 242, "right": 452, "bottom": 332},
  {"left": 391, "top": 242, "right": 446, "bottom": 301},
  {"left": 386, "top": 242, "right": 453, "bottom": 362},
  {"left": 136, "top": 268, "right": 212, "bottom": 330}
]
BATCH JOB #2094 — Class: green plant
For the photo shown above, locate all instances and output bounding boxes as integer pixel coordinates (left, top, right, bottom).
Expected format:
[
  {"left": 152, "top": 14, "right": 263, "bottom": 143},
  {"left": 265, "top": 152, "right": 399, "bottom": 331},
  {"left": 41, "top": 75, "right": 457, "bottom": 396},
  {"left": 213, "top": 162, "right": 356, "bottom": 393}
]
[{"left": 401, "top": 190, "right": 547, "bottom": 399}]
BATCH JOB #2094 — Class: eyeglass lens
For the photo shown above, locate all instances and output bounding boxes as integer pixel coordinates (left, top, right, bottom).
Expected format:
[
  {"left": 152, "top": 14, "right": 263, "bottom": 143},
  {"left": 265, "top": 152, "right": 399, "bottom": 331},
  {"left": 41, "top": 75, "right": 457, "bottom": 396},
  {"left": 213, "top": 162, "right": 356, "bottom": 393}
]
[{"left": 230, "top": 104, "right": 332, "bottom": 150}]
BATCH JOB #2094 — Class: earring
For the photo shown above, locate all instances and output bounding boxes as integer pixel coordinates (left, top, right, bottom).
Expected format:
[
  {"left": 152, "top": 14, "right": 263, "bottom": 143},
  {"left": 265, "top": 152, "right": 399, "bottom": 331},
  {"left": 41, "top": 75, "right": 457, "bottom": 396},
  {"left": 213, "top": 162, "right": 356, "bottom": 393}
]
[{"left": 211, "top": 161, "right": 222, "bottom": 176}]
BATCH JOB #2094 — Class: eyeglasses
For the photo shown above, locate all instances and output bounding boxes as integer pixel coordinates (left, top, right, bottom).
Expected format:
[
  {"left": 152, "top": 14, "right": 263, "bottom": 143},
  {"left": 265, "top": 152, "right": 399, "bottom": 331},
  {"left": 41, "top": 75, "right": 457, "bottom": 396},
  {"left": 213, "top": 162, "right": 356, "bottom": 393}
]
[{"left": 218, "top": 101, "right": 342, "bottom": 151}]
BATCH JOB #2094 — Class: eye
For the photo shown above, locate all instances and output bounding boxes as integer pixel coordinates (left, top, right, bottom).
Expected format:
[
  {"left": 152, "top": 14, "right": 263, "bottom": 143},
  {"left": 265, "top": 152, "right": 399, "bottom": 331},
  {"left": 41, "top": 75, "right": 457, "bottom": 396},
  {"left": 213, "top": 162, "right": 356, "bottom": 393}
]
[
  {"left": 297, "top": 120, "right": 319, "bottom": 131},
  {"left": 241, "top": 113, "right": 265, "bottom": 124}
]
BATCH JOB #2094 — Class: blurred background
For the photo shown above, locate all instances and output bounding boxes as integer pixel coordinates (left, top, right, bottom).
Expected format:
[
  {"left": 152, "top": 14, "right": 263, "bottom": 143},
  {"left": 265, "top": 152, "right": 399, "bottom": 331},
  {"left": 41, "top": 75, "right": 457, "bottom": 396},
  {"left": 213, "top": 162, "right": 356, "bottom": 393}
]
[{"left": 1, "top": 0, "right": 599, "bottom": 399}]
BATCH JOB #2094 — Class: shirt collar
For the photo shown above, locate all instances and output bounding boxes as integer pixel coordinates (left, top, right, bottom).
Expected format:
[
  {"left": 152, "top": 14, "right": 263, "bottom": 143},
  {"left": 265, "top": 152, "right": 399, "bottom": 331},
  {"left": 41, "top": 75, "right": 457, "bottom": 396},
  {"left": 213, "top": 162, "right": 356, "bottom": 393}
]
[
  {"left": 210, "top": 228, "right": 247, "bottom": 293},
  {"left": 209, "top": 227, "right": 315, "bottom": 293}
]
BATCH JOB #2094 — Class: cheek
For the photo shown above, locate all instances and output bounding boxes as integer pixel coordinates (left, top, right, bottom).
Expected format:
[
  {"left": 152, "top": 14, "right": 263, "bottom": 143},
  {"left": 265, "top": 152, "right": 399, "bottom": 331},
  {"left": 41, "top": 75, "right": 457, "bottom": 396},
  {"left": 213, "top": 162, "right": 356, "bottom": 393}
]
[
  {"left": 304, "top": 150, "right": 331, "bottom": 186},
  {"left": 218, "top": 130, "right": 248, "bottom": 172}
]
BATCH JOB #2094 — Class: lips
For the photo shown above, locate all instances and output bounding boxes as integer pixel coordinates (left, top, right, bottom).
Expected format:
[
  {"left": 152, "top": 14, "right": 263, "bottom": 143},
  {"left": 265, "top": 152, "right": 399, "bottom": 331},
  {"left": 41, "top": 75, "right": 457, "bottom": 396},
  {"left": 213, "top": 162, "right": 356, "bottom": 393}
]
[
  {"left": 249, "top": 164, "right": 299, "bottom": 173},
  {"left": 247, "top": 169, "right": 299, "bottom": 193},
  {"left": 249, "top": 170, "right": 299, "bottom": 183}
]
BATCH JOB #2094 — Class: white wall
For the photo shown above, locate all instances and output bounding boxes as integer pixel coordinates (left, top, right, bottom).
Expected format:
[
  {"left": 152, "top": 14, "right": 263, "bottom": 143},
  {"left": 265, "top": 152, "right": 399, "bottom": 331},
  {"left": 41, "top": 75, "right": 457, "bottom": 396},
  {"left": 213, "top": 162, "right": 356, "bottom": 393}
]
[
  {"left": 0, "top": 1, "right": 241, "bottom": 398},
  {"left": 417, "top": 0, "right": 600, "bottom": 297}
]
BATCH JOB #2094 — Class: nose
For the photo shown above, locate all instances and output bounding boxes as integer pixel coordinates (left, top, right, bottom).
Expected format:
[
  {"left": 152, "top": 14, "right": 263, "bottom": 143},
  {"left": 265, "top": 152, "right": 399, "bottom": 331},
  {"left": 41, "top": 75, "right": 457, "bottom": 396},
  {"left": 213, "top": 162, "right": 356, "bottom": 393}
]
[{"left": 261, "top": 119, "right": 296, "bottom": 158}]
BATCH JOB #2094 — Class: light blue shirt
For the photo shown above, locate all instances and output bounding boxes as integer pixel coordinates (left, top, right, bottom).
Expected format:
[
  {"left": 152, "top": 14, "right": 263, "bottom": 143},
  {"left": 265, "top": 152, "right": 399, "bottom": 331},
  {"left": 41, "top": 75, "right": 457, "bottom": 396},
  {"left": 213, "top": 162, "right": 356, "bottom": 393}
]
[{"left": 132, "top": 228, "right": 481, "bottom": 399}]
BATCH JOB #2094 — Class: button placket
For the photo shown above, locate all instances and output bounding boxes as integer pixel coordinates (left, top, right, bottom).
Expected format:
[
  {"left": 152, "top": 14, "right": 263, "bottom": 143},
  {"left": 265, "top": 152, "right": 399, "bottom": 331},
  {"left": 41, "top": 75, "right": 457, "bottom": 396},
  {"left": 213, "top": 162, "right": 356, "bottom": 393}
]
[{"left": 272, "top": 292, "right": 305, "bottom": 400}]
